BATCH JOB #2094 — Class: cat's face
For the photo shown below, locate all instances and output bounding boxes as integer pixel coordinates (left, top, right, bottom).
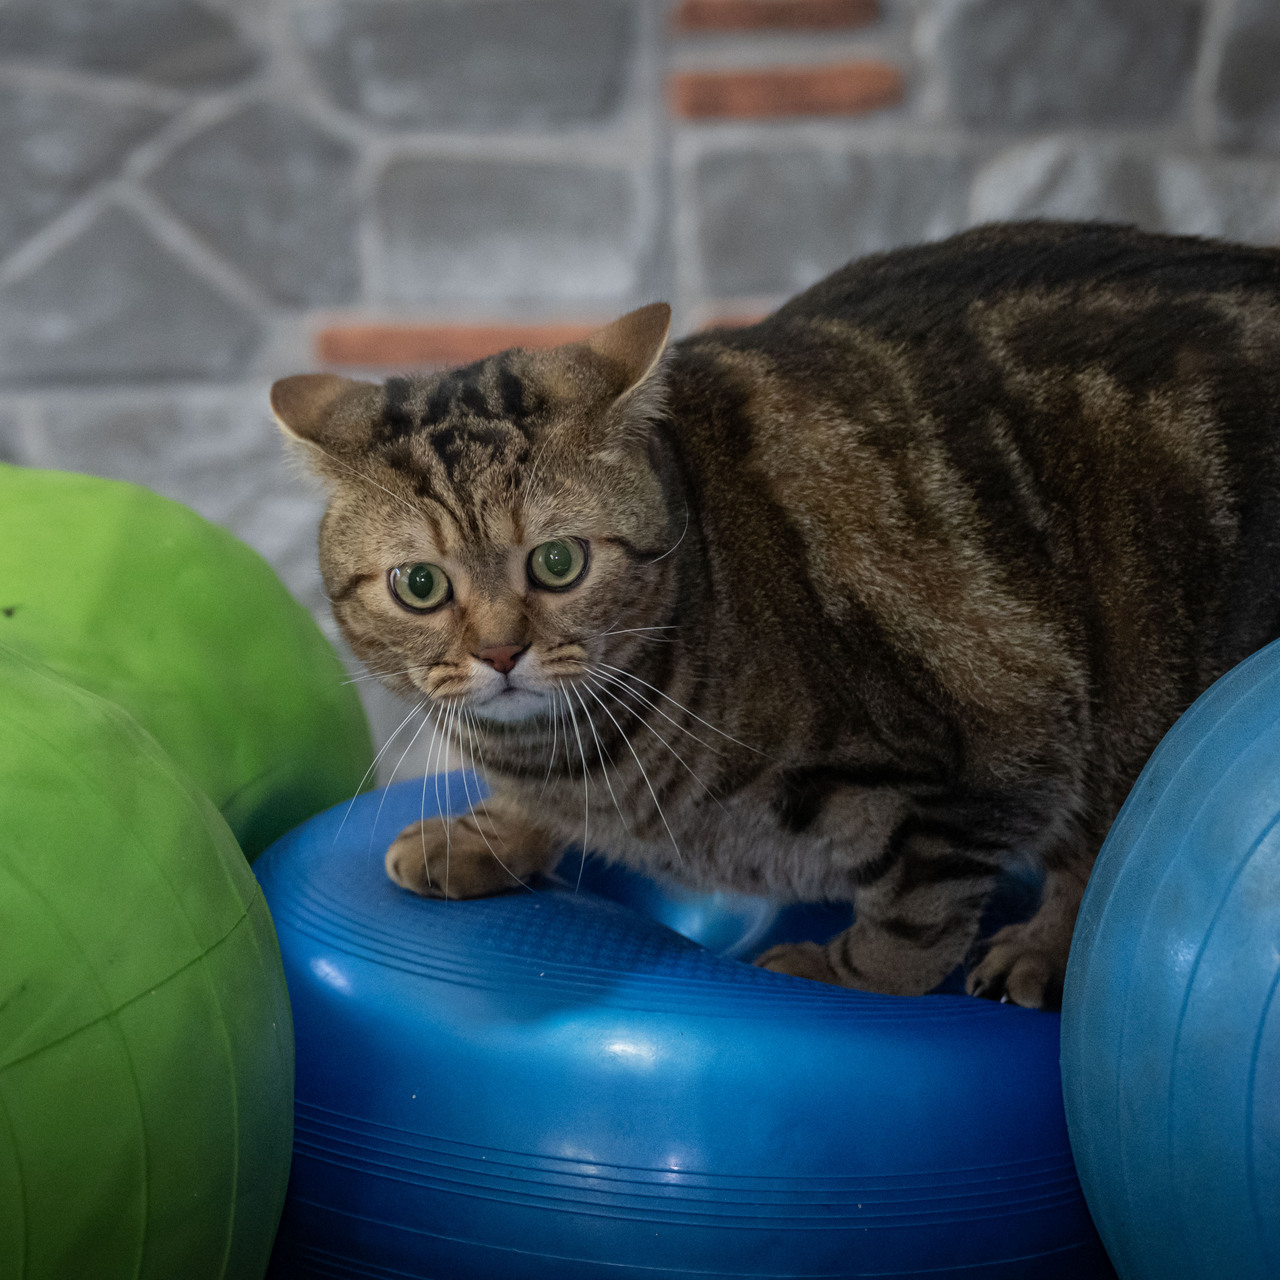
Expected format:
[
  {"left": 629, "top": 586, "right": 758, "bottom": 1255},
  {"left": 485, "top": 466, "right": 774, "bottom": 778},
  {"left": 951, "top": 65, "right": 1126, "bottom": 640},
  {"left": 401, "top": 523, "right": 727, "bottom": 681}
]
[
  {"left": 314, "top": 412, "right": 673, "bottom": 727},
  {"left": 273, "top": 305, "right": 676, "bottom": 729}
]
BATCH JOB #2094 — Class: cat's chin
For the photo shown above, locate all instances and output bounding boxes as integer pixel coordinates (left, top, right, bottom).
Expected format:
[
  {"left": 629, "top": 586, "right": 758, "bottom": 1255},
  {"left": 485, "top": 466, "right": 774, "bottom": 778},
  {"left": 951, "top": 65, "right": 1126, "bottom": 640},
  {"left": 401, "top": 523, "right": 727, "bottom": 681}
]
[{"left": 469, "top": 687, "right": 550, "bottom": 724}]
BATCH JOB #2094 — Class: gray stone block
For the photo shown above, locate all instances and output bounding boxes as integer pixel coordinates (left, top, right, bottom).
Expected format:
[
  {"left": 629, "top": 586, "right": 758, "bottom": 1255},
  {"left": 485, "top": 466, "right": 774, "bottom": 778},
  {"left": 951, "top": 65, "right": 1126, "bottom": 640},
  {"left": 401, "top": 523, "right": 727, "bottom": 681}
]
[
  {"left": 0, "top": 0, "right": 258, "bottom": 88},
  {"left": 971, "top": 141, "right": 1162, "bottom": 230},
  {"left": 375, "top": 157, "right": 648, "bottom": 302},
  {"left": 1155, "top": 156, "right": 1280, "bottom": 245},
  {"left": 294, "top": 0, "right": 634, "bottom": 130},
  {"left": 1214, "top": 0, "right": 1280, "bottom": 153},
  {"left": 0, "top": 81, "right": 167, "bottom": 259},
  {"left": 927, "top": 0, "right": 1201, "bottom": 128},
  {"left": 972, "top": 141, "right": 1280, "bottom": 246},
  {"left": 23, "top": 388, "right": 328, "bottom": 612},
  {"left": 695, "top": 148, "right": 974, "bottom": 298},
  {"left": 0, "top": 206, "right": 262, "bottom": 384},
  {"left": 149, "top": 102, "right": 360, "bottom": 306}
]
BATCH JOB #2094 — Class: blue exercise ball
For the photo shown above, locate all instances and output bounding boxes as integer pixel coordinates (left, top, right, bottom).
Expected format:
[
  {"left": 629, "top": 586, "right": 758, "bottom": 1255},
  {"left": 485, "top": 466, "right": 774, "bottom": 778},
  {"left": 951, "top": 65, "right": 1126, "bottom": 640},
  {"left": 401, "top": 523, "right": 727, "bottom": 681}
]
[
  {"left": 1063, "top": 637, "right": 1280, "bottom": 1280},
  {"left": 257, "top": 776, "right": 1114, "bottom": 1279}
]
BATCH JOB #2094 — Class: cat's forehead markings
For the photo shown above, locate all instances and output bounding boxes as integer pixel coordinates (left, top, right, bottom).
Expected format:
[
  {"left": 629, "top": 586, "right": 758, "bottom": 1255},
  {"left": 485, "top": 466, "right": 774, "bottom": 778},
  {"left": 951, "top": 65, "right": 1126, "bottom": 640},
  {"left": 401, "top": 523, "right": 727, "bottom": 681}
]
[
  {"left": 427, "top": 422, "right": 521, "bottom": 487},
  {"left": 416, "top": 356, "right": 542, "bottom": 432},
  {"left": 375, "top": 435, "right": 476, "bottom": 537},
  {"left": 378, "top": 376, "right": 417, "bottom": 441},
  {"left": 411, "top": 500, "right": 449, "bottom": 556}
]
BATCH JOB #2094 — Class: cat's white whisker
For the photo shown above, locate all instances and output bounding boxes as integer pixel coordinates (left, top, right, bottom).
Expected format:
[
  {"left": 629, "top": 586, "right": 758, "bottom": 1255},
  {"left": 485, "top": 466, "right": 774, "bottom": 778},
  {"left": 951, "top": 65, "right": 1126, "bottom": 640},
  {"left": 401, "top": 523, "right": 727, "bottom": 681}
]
[
  {"left": 522, "top": 426, "right": 561, "bottom": 495},
  {"left": 558, "top": 680, "right": 591, "bottom": 860},
  {"left": 596, "top": 625, "right": 681, "bottom": 636},
  {"left": 458, "top": 711, "right": 533, "bottom": 892},
  {"left": 580, "top": 612, "right": 680, "bottom": 644},
  {"left": 644, "top": 502, "right": 689, "bottom": 564},
  {"left": 590, "top": 665, "right": 726, "bottom": 758},
  {"left": 428, "top": 704, "right": 448, "bottom": 810},
  {"left": 460, "top": 709, "right": 506, "bottom": 849},
  {"left": 597, "top": 661, "right": 768, "bottom": 757},
  {"left": 565, "top": 684, "right": 604, "bottom": 890},
  {"left": 580, "top": 681, "right": 684, "bottom": 865},
  {"left": 340, "top": 664, "right": 430, "bottom": 686},
  {"left": 464, "top": 703, "right": 497, "bottom": 789},
  {"left": 592, "top": 627, "right": 678, "bottom": 649},
  {"left": 569, "top": 683, "right": 632, "bottom": 848},
  {"left": 333, "top": 697, "right": 427, "bottom": 849},
  {"left": 586, "top": 675, "right": 727, "bottom": 814},
  {"left": 367, "top": 699, "right": 435, "bottom": 864},
  {"left": 423, "top": 696, "right": 459, "bottom": 889},
  {"left": 421, "top": 750, "right": 434, "bottom": 886},
  {"left": 440, "top": 700, "right": 462, "bottom": 898},
  {"left": 539, "top": 690, "right": 561, "bottom": 798},
  {"left": 316, "top": 449, "right": 423, "bottom": 524}
]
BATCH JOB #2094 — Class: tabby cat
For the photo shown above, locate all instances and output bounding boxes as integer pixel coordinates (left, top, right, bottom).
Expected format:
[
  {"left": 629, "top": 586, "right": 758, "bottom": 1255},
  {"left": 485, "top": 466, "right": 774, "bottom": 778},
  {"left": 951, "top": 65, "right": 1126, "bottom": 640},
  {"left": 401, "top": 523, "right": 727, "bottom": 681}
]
[{"left": 272, "top": 221, "right": 1280, "bottom": 1010}]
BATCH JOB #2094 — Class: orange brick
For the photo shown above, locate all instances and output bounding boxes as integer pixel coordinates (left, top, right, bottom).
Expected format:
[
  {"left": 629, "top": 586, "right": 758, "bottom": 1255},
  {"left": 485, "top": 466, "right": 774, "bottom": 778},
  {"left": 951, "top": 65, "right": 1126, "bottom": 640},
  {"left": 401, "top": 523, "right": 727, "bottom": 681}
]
[
  {"left": 673, "top": 0, "right": 879, "bottom": 32},
  {"left": 669, "top": 60, "right": 904, "bottom": 120},
  {"left": 699, "top": 311, "right": 768, "bottom": 330},
  {"left": 316, "top": 322, "right": 603, "bottom": 369}
]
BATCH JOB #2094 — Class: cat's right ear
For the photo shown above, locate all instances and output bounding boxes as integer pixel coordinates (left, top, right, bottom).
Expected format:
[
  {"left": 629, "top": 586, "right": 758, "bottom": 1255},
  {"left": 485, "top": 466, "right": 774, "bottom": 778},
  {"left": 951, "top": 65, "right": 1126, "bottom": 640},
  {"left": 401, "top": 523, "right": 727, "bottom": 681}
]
[{"left": 270, "top": 373, "right": 382, "bottom": 454}]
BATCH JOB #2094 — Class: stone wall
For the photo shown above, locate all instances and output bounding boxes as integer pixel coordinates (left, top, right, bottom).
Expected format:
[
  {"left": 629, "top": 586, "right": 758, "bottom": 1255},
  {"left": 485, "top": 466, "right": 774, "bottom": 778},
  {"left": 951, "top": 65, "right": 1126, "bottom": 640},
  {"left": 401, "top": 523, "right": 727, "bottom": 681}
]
[{"left": 2, "top": 0, "right": 1279, "bottom": 761}]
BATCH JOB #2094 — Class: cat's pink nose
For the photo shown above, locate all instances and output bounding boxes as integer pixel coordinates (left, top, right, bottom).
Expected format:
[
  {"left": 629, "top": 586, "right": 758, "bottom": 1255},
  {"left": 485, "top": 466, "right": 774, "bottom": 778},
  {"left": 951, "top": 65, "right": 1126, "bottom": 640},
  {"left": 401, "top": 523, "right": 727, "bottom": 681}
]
[{"left": 475, "top": 643, "right": 526, "bottom": 675}]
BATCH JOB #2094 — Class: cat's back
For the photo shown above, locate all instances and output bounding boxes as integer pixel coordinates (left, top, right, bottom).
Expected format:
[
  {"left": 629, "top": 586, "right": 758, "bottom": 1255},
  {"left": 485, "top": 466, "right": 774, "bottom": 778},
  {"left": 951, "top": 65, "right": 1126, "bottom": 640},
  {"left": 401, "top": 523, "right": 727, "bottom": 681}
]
[
  {"left": 668, "top": 220, "right": 1280, "bottom": 580},
  {"left": 674, "top": 221, "right": 1280, "bottom": 430},
  {"left": 777, "top": 219, "right": 1280, "bottom": 338},
  {"left": 663, "top": 222, "right": 1280, "bottom": 781}
]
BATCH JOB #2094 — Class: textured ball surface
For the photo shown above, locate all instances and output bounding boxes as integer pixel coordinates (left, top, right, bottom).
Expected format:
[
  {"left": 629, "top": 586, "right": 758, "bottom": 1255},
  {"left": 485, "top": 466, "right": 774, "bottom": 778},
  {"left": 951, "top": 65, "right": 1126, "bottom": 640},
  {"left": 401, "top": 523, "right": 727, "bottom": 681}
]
[
  {"left": 1063, "top": 637, "right": 1280, "bottom": 1280},
  {"left": 0, "top": 646, "right": 294, "bottom": 1280},
  {"left": 0, "top": 463, "right": 373, "bottom": 858}
]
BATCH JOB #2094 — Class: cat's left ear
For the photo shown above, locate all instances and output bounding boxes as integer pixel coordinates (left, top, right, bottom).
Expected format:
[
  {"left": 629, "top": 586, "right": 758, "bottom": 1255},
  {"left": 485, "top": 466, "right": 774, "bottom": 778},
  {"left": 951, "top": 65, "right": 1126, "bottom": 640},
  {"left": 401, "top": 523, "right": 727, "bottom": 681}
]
[
  {"left": 582, "top": 302, "right": 671, "bottom": 399},
  {"left": 572, "top": 302, "right": 671, "bottom": 461}
]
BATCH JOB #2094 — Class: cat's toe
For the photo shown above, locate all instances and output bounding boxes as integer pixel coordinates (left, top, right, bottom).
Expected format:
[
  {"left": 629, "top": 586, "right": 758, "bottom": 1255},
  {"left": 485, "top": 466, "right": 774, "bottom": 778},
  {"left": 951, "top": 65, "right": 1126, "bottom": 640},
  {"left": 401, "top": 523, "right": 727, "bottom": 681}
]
[
  {"left": 384, "top": 818, "right": 514, "bottom": 900},
  {"left": 385, "top": 824, "right": 441, "bottom": 897},
  {"left": 384, "top": 824, "right": 430, "bottom": 896},
  {"left": 755, "top": 941, "right": 841, "bottom": 985},
  {"left": 966, "top": 929, "right": 1065, "bottom": 1010}
]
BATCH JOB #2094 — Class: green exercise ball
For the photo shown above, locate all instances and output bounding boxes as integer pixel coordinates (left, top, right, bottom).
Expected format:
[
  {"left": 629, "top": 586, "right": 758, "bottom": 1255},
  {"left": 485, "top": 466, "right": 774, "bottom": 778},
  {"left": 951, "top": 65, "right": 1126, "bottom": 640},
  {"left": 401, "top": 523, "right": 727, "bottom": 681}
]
[
  {"left": 0, "top": 644, "right": 293, "bottom": 1279},
  {"left": 0, "top": 463, "right": 374, "bottom": 858}
]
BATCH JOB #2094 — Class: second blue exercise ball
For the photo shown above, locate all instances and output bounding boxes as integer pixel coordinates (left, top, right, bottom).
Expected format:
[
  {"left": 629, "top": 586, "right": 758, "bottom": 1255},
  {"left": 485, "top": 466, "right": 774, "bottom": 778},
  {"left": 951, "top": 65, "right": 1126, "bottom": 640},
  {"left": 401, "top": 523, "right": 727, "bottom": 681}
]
[{"left": 1062, "top": 637, "right": 1280, "bottom": 1280}]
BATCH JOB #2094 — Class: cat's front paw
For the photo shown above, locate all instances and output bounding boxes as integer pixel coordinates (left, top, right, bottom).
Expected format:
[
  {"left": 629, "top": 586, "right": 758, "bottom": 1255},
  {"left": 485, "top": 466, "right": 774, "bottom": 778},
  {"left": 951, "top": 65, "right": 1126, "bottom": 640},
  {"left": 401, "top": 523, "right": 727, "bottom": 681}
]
[
  {"left": 755, "top": 941, "right": 841, "bottom": 985},
  {"left": 965, "top": 921, "right": 1068, "bottom": 1009},
  {"left": 384, "top": 798, "right": 555, "bottom": 900}
]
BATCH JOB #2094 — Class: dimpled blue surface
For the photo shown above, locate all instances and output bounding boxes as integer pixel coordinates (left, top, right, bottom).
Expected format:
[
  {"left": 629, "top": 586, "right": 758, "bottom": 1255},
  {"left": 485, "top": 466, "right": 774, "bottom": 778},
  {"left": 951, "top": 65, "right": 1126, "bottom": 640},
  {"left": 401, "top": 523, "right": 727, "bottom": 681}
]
[
  {"left": 1063, "top": 638, "right": 1280, "bottom": 1280},
  {"left": 256, "top": 775, "right": 1113, "bottom": 1279}
]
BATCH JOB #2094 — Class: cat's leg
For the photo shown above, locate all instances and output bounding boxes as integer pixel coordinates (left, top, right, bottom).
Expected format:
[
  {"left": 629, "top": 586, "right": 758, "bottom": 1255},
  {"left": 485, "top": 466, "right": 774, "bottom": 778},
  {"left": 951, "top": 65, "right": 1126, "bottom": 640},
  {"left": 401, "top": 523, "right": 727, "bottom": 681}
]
[
  {"left": 385, "top": 792, "right": 557, "bottom": 899},
  {"left": 965, "top": 863, "right": 1088, "bottom": 1009},
  {"left": 757, "top": 833, "right": 1003, "bottom": 997}
]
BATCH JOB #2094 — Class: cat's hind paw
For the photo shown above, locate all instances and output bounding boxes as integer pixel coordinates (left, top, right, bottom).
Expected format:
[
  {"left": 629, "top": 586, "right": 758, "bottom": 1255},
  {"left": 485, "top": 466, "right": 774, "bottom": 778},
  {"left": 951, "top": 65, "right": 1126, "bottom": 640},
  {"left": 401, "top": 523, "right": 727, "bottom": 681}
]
[
  {"left": 966, "top": 867, "right": 1084, "bottom": 1009},
  {"left": 965, "top": 922, "right": 1067, "bottom": 1009}
]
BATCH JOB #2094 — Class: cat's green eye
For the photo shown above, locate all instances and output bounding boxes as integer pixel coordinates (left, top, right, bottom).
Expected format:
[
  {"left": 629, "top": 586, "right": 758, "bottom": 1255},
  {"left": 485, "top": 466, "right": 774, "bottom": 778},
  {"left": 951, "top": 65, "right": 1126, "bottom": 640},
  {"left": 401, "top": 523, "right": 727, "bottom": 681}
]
[
  {"left": 528, "top": 538, "right": 588, "bottom": 591},
  {"left": 389, "top": 561, "right": 451, "bottom": 612}
]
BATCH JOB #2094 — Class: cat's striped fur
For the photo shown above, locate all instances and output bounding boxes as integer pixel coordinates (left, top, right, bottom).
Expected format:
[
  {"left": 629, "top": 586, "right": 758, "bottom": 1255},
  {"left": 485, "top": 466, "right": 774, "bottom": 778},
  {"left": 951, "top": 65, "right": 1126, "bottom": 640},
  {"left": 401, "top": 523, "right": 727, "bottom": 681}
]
[{"left": 273, "top": 222, "right": 1280, "bottom": 1008}]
